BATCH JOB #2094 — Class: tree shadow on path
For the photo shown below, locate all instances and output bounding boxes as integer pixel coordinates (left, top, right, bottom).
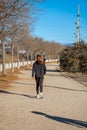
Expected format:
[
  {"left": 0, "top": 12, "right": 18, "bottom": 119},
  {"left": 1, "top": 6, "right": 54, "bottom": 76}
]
[
  {"left": 0, "top": 79, "right": 87, "bottom": 93},
  {"left": 0, "top": 79, "right": 35, "bottom": 86},
  {"left": 32, "top": 111, "right": 87, "bottom": 128},
  {"left": 0, "top": 89, "right": 36, "bottom": 99},
  {"left": 44, "top": 85, "right": 87, "bottom": 93}
]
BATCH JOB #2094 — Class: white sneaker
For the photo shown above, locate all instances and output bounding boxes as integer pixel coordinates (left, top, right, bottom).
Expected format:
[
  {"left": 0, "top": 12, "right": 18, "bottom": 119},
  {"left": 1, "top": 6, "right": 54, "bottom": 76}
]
[
  {"left": 37, "top": 94, "right": 40, "bottom": 99},
  {"left": 39, "top": 93, "right": 43, "bottom": 98}
]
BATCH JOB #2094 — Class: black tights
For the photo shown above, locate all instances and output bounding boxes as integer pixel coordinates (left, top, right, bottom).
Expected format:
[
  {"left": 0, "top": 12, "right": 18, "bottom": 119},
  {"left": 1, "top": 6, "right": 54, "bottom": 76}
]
[{"left": 35, "top": 77, "right": 44, "bottom": 94}]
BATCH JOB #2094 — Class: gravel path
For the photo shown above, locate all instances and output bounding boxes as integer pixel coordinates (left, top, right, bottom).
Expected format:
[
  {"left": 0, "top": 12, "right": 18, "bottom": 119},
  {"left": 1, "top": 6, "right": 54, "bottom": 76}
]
[{"left": 0, "top": 63, "right": 87, "bottom": 130}]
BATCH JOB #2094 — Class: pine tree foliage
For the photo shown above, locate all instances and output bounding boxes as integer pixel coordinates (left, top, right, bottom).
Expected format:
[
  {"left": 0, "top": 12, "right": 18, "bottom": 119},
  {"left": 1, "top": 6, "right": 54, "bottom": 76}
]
[{"left": 59, "top": 42, "right": 87, "bottom": 73}]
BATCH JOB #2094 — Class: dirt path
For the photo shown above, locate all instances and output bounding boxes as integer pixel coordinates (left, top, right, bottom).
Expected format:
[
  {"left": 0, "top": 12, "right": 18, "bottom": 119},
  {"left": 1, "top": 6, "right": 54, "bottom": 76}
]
[{"left": 0, "top": 63, "right": 87, "bottom": 130}]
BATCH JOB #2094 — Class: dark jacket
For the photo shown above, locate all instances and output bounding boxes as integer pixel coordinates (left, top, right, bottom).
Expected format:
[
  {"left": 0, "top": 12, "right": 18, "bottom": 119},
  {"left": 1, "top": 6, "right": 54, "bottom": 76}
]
[{"left": 32, "top": 61, "right": 46, "bottom": 78}]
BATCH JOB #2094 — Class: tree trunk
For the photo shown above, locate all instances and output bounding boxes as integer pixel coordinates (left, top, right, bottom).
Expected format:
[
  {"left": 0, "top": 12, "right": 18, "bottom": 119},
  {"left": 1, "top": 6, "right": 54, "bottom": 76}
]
[
  {"left": 11, "top": 42, "right": 14, "bottom": 73},
  {"left": 30, "top": 52, "right": 33, "bottom": 65},
  {"left": 17, "top": 46, "right": 20, "bottom": 69},
  {"left": 27, "top": 51, "right": 29, "bottom": 66},
  {"left": 2, "top": 39, "right": 6, "bottom": 75}
]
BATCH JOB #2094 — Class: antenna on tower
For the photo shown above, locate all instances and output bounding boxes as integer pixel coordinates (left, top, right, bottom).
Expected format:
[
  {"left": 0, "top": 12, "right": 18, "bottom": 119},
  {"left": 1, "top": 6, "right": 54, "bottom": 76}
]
[{"left": 75, "top": 4, "right": 80, "bottom": 45}]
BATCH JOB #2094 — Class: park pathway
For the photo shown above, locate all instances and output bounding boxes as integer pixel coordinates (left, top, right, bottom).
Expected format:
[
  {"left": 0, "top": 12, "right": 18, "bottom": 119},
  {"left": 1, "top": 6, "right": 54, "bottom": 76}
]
[{"left": 0, "top": 63, "right": 87, "bottom": 130}]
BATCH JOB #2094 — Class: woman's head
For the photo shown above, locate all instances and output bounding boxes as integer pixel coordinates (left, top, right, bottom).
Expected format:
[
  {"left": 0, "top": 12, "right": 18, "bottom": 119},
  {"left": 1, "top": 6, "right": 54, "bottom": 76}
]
[{"left": 37, "top": 55, "right": 42, "bottom": 63}]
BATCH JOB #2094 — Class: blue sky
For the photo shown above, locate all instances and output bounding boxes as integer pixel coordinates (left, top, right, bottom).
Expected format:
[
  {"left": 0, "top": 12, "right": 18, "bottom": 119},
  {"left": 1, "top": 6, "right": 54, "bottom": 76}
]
[{"left": 32, "top": 0, "right": 87, "bottom": 45}]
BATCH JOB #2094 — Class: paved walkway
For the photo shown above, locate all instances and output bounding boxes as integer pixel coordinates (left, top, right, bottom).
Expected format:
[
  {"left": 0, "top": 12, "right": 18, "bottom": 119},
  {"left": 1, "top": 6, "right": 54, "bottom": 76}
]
[{"left": 0, "top": 63, "right": 87, "bottom": 130}]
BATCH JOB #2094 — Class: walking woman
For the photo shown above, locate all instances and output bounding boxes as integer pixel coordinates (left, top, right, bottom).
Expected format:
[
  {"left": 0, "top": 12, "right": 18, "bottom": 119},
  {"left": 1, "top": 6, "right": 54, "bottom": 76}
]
[{"left": 32, "top": 55, "right": 46, "bottom": 98}]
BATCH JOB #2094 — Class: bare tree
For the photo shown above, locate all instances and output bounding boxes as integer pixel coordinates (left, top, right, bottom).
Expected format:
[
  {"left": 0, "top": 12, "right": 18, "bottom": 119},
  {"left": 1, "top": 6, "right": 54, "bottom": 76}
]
[
  {"left": 0, "top": 0, "right": 43, "bottom": 74},
  {"left": 19, "top": 35, "right": 63, "bottom": 61},
  {"left": 0, "top": 0, "right": 28, "bottom": 74}
]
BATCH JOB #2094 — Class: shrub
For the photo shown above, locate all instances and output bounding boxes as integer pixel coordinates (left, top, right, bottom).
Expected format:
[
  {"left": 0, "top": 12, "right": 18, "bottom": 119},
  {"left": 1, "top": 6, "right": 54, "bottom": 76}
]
[{"left": 59, "top": 42, "right": 87, "bottom": 73}]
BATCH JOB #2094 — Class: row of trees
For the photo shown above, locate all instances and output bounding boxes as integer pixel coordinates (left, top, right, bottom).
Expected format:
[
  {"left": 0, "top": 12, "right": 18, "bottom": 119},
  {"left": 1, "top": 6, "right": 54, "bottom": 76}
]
[
  {"left": 59, "top": 41, "right": 87, "bottom": 73},
  {"left": 0, "top": 0, "right": 43, "bottom": 75},
  {"left": 16, "top": 33, "right": 63, "bottom": 60},
  {"left": 0, "top": 0, "right": 63, "bottom": 75}
]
